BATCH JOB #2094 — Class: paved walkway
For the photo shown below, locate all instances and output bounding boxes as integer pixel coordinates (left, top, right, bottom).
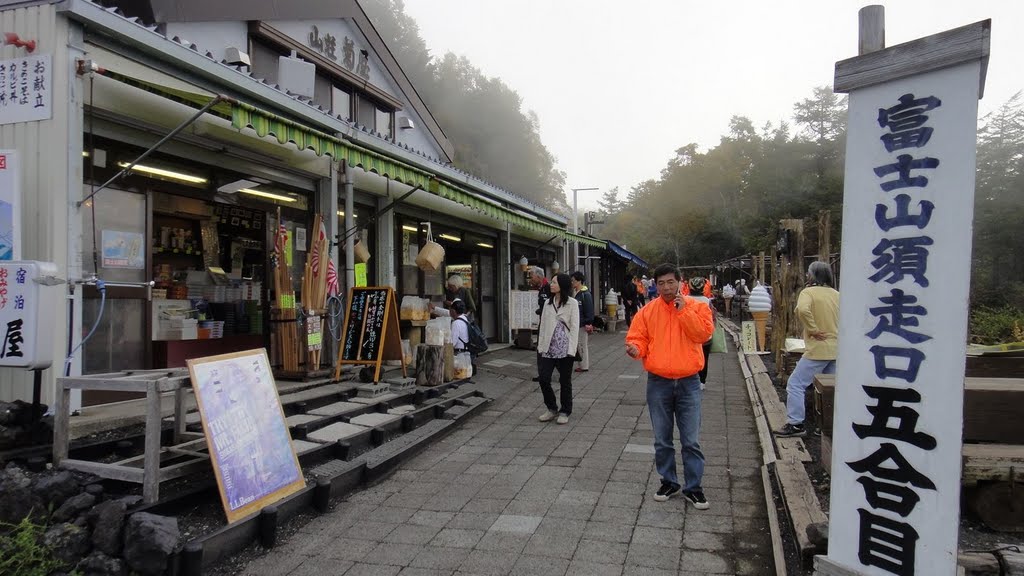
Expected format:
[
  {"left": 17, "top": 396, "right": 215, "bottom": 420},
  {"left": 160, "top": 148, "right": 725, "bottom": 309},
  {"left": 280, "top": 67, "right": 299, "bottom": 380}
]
[{"left": 242, "top": 329, "right": 773, "bottom": 576}]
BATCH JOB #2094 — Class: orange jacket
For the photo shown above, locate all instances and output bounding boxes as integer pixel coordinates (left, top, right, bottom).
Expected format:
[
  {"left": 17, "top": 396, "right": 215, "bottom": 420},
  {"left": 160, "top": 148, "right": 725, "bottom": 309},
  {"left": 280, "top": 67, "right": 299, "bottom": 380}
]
[
  {"left": 704, "top": 283, "right": 713, "bottom": 299},
  {"left": 626, "top": 296, "right": 715, "bottom": 379}
]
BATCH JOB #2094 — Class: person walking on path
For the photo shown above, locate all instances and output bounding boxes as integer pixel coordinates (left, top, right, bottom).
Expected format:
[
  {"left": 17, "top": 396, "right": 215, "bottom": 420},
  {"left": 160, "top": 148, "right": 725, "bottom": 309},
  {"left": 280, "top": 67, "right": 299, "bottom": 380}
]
[
  {"left": 571, "top": 271, "right": 594, "bottom": 373},
  {"left": 625, "top": 263, "right": 715, "bottom": 509},
  {"left": 687, "top": 276, "right": 715, "bottom": 390},
  {"left": 536, "top": 273, "right": 580, "bottom": 425},
  {"left": 775, "top": 261, "right": 840, "bottom": 437}
]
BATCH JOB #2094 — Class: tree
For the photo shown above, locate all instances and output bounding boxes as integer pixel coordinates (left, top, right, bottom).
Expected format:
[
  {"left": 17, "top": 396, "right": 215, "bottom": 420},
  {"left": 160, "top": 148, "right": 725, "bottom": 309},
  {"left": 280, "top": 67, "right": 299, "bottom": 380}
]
[
  {"left": 361, "top": 1, "right": 568, "bottom": 209},
  {"left": 793, "top": 86, "right": 847, "bottom": 145},
  {"left": 597, "top": 187, "right": 621, "bottom": 216}
]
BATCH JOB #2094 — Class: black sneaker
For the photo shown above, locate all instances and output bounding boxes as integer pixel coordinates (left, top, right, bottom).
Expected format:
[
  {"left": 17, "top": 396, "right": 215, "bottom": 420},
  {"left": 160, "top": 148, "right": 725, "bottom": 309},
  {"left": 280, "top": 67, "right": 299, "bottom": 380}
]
[
  {"left": 683, "top": 490, "right": 710, "bottom": 510},
  {"left": 774, "top": 423, "right": 806, "bottom": 437},
  {"left": 653, "top": 481, "right": 680, "bottom": 502}
]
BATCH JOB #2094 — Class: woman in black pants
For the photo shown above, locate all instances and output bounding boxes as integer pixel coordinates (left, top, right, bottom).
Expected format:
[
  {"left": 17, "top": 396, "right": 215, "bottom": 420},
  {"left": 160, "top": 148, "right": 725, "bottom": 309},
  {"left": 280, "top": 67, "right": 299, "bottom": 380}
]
[{"left": 535, "top": 273, "right": 580, "bottom": 425}]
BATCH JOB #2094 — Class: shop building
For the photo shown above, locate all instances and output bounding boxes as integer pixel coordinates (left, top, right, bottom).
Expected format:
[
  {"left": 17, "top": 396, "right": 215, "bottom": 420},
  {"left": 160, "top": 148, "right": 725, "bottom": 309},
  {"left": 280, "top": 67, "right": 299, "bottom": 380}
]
[{"left": 0, "top": 0, "right": 602, "bottom": 407}]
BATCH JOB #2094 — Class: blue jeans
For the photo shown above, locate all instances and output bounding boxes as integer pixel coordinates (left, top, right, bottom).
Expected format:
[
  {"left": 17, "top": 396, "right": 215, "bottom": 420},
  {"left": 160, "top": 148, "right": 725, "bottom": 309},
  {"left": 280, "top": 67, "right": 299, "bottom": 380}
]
[
  {"left": 646, "top": 373, "right": 704, "bottom": 492},
  {"left": 785, "top": 357, "right": 836, "bottom": 425}
]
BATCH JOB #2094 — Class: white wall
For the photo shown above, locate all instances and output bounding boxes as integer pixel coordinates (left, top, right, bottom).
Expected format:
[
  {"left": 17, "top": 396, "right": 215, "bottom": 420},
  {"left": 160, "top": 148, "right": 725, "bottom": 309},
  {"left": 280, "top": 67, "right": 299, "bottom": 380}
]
[
  {"left": 266, "top": 19, "right": 448, "bottom": 160},
  {"left": 163, "top": 21, "right": 248, "bottom": 62},
  {"left": 0, "top": 4, "right": 74, "bottom": 405}
]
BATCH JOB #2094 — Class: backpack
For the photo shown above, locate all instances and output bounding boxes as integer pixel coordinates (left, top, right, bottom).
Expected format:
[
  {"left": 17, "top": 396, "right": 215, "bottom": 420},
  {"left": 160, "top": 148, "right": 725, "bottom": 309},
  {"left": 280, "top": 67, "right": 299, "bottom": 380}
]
[{"left": 455, "top": 317, "right": 489, "bottom": 355}]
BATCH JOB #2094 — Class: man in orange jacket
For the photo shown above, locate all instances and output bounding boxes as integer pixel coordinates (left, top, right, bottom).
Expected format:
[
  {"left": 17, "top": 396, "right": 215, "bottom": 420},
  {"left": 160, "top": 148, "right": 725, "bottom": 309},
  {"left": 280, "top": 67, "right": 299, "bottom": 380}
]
[{"left": 626, "top": 263, "right": 715, "bottom": 509}]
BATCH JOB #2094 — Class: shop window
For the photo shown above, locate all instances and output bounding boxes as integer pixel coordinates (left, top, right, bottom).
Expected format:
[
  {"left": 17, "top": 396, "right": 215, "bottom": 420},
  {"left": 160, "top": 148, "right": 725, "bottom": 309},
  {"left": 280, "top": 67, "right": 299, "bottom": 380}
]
[
  {"left": 356, "top": 95, "right": 376, "bottom": 130},
  {"left": 355, "top": 94, "right": 394, "bottom": 138},
  {"left": 250, "top": 41, "right": 281, "bottom": 85},
  {"left": 313, "top": 73, "right": 333, "bottom": 112},
  {"left": 332, "top": 86, "right": 351, "bottom": 121},
  {"left": 375, "top": 108, "right": 393, "bottom": 139}
]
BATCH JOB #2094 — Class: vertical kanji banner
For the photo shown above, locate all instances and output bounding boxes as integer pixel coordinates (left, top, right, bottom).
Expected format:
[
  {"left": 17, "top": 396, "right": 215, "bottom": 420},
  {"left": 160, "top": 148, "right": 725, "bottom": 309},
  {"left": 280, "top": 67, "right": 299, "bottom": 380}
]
[{"left": 828, "top": 60, "right": 982, "bottom": 575}]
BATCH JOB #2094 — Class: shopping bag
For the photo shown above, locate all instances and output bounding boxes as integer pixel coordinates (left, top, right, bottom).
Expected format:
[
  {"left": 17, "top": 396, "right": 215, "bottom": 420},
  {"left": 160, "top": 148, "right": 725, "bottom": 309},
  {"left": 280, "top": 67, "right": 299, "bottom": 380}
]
[{"left": 709, "top": 323, "right": 727, "bottom": 354}]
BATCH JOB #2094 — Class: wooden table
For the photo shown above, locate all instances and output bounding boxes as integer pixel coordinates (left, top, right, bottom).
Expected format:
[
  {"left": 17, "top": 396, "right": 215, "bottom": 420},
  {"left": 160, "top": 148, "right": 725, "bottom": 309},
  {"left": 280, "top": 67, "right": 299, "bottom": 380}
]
[
  {"left": 813, "top": 373, "right": 1024, "bottom": 443},
  {"left": 54, "top": 369, "right": 207, "bottom": 504}
]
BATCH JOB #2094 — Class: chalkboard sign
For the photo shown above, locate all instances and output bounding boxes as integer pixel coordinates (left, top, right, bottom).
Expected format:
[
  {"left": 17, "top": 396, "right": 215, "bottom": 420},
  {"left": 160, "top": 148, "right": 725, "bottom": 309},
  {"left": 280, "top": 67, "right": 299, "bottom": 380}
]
[
  {"left": 334, "top": 287, "right": 404, "bottom": 382},
  {"left": 187, "top": 349, "right": 305, "bottom": 524}
]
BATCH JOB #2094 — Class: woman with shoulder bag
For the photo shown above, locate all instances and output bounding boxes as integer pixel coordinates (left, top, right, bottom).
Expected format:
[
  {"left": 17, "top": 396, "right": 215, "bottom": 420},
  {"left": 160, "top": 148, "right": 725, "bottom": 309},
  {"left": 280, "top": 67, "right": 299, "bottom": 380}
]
[{"left": 536, "top": 273, "right": 580, "bottom": 425}]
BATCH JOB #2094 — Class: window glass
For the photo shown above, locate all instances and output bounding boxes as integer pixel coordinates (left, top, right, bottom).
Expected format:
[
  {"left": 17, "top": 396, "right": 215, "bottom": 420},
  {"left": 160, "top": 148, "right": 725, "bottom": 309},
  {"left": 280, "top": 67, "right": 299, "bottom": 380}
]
[
  {"left": 313, "top": 74, "right": 332, "bottom": 112},
  {"left": 356, "top": 95, "right": 376, "bottom": 129},
  {"left": 332, "top": 87, "right": 351, "bottom": 121},
  {"left": 375, "top": 108, "right": 393, "bottom": 138},
  {"left": 249, "top": 41, "right": 280, "bottom": 85}
]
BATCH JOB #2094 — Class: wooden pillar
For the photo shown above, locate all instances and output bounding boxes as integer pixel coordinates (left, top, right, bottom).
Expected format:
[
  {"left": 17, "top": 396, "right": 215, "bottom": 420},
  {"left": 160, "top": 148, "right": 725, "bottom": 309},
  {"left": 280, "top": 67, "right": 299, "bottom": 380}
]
[
  {"left": 774, "top": 219, "right": 805, "bottom": 372},
  {"left": 818, "top": 210, "right": 831, "bottom": 263},
  {"left": 758, "top": 251, "right": 766, "bottom": 284}
]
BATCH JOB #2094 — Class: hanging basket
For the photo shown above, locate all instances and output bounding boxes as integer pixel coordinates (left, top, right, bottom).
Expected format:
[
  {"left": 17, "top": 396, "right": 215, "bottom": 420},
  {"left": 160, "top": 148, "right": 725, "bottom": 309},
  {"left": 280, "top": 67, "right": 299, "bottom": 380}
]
[
  {"left": 354, "top": 239, "right": 371, "bottom": 263},
  {"left": 415, "top": 222, "right": 445, "bottom": 272}
]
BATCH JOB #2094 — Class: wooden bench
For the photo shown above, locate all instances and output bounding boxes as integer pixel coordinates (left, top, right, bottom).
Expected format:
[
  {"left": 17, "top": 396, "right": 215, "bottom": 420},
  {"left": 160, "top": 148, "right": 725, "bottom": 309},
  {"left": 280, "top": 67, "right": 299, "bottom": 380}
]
[{"left": 812, "top": 374, "right": 1024, "bottom": 443}]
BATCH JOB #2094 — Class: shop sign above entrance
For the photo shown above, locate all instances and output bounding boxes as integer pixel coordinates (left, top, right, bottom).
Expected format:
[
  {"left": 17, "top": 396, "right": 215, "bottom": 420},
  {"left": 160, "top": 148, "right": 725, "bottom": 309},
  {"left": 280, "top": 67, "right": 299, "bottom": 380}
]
[
  {"left": 306, "top": 25, "right": 370, "bottom": 79},
  {"left": 0, "top": 54, "right": 51, "bottom": 125}
]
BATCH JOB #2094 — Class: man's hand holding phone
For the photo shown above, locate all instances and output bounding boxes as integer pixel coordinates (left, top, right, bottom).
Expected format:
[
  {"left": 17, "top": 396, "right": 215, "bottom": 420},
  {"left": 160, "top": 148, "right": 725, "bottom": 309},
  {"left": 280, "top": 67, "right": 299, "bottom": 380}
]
[{"left": 674, "top": 290, "right": 685, "bottom": 311}]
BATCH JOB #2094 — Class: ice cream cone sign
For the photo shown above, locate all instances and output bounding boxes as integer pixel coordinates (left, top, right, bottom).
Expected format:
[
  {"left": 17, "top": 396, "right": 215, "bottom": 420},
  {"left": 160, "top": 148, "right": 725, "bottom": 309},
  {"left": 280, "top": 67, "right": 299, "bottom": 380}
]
[{"left": 747, "top": 282, "right": 772, "bottom": 351}]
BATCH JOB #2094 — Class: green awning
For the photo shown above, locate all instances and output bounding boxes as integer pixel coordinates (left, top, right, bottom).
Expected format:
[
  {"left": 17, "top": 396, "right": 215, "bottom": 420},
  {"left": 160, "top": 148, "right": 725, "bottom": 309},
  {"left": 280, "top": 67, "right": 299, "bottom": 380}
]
[{"left": 100, "top": 69, "right": 607, "bottom": 247}]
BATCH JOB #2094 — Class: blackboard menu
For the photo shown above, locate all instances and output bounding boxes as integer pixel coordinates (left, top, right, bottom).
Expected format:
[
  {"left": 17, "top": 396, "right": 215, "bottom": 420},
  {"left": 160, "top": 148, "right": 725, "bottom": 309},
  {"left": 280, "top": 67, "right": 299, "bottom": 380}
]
[{"left": 341, "top": 288, "right": 390, "bottom": 362}]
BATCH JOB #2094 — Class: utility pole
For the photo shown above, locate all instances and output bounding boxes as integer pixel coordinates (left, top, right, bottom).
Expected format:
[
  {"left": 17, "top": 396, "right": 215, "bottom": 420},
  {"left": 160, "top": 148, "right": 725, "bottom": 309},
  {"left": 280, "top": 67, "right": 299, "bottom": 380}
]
[
  {"left": 585, "top": 211, "right": 605, "bottom": 291},
  {"left": 571, "top": 187, "right": 598, "bottom": 271}
]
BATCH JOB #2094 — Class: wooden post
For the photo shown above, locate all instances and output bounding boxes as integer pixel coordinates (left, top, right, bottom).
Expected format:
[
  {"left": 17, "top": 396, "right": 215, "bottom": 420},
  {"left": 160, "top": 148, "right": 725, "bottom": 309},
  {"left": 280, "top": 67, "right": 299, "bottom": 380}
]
[
  {"left": 415, "top": 344, "right": 444, "bottom": 387},
  {"left": 858, "top": 5, "right": 885, "bottom": 55},
  {"left": 774, "top": 219, "right": 805, "bottom": 372},
  {"left": 817, "top": 210, "right": 831, "bottom": 262},
  {"left": 758, "top": 251, "right": 766, "bottom": 284}
]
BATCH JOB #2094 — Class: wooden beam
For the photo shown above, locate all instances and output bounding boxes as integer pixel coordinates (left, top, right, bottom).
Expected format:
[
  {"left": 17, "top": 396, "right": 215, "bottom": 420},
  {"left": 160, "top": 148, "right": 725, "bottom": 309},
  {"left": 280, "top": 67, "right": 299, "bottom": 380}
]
[
  {"left": 962, "top": 443, "right": 1024, "bottom": 486},
  {"left": 761, "top": 465, "right": 788, "bottom": 576},
  {"left": 835, "top": 19, "right": 990, "bottom": 96},
  {"left": 775, "top": 460, "right": 829, "bottom": 558}
]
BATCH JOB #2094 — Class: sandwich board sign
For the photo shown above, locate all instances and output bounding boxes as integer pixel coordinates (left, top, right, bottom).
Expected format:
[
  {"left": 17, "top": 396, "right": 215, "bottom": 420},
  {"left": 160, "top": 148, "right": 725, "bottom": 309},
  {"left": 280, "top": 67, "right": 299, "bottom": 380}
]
[{"left": 188, "top": 349, "right": 305, "bottom": 523}]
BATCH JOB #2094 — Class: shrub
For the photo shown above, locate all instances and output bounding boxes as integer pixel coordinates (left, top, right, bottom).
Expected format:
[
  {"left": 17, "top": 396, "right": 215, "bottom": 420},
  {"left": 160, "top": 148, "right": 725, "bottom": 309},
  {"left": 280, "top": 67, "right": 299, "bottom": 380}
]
[
  {"left": 0, "top": 515, "right": 65, "bottom": 576},
  {"left": 969, "top": 306, "right": 1024, "bottom": 345}
]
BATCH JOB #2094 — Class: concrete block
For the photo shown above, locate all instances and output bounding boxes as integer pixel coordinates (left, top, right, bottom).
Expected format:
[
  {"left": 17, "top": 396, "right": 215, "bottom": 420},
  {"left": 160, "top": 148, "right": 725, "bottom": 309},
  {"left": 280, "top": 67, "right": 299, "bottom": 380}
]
[
  {"left": 291, "top": 439, "right": 322, "bottom": 455},
  {"left": 308, "top": 401, "right": 364, "bottom": 417},
  {"left": 349, "top": 413, "right": 402, "bottom": 427},
  {"left": 285, "top": 414, "right": 320, "bottom": 427},
  {"left": 387, "top": 405, "right": 416, "bottom": 415},
  {"left": 356, "top": 383, "right": 391, "bottom": 398},
  {"left": 386, "top": 377, "right": 416, "bottom": 391},
  {"left": 307, "top": 422, "right": 368, "bottom": 443}
]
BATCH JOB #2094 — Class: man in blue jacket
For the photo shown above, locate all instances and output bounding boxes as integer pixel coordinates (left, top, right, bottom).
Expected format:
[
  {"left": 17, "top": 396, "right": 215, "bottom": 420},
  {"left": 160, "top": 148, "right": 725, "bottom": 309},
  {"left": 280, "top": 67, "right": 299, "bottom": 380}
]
[{"left": 571, "top": 272, "right": 594, "bottom": 372}]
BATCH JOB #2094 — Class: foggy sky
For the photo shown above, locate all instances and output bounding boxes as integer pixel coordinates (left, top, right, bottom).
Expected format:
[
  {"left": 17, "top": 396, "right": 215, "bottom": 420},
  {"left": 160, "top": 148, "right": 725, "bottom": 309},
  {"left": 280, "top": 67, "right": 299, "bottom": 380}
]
[{"left": 401, "top": 1, "right": 1021, "bottom": 211}]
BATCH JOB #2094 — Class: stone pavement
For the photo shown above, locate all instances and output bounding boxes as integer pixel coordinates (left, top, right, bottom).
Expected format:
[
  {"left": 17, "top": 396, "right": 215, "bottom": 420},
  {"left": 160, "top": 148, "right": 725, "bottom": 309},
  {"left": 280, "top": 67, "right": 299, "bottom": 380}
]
[{"left": 240, "top": 329, "right": 774, "bottom": 576}]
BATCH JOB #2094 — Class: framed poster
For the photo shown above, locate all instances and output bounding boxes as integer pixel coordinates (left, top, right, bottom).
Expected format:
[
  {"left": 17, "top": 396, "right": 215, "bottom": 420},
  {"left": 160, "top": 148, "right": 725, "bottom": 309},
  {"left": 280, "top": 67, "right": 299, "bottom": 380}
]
[
  {"left": 0, "top": 150, "right": 19, "bottom": 261},
  {"left": 100, "top": 230, "right": 144, "bottom": 269},
  {"left": 187, "top": 349, "right": 305, "bottom": 523}
]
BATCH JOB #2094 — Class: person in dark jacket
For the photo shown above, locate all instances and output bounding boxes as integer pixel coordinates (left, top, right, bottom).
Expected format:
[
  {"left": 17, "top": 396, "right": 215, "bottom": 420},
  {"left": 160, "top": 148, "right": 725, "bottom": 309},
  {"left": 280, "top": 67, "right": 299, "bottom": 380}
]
[
  {"left": 571, "top": 272, "right": 594, "bottom": 372},
  {"left": 529, "top": 266, "right": 552, "bottom": 381},
  {"left": 444, "top": 274, "right": 477, "bottom": 322},
  {"left": 529, "top": 266, "right": 551, "bottom": 316},
  {"left": 623, "top": 274, "right": 639, "bottom": 326}
]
